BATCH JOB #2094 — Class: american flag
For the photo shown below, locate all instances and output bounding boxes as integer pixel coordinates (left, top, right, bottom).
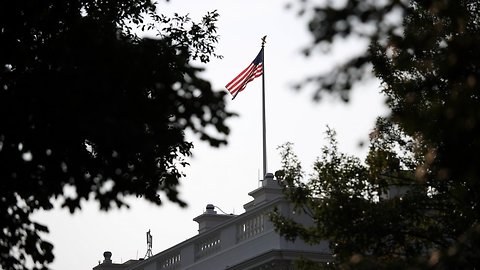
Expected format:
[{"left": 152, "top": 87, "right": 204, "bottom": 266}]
[{"left": 225, "top": 48, "right": 264, "bottom": 99}]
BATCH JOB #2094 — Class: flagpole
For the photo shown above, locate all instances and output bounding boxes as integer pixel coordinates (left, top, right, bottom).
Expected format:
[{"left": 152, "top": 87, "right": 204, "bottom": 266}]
[{"left": 261, "top": 36, "right": 267, "bottom": 179}]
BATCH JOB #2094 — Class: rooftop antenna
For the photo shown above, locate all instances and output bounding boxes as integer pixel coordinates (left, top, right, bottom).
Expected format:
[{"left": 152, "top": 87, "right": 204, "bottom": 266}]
[{"left": 144, "top": 230, "right": 153, "bottom": 259}]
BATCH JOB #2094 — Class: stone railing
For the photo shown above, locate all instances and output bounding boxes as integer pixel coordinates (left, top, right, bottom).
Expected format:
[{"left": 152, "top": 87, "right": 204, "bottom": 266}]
[
  {"left": 101, "top": 178, "right": 330, "bottom": 270},
  {"left": 236, "top": 212, "right": 265, "bottom": 242},
  {"left": 132, "top": 202, "right": 281, "bottom": 270},
  {"left": 158, "top": 252, "right": 181, "bottom": 269},
  {"left": 194, "top": 234, "right": 221, "bottom": 261}
]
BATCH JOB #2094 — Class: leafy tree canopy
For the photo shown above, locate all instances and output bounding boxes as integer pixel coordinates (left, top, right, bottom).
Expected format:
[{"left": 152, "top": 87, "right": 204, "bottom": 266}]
[
  {"left": 272, "top": 0, "right": 480, "bottom": 268},
  {"left": 0, "top": 1, "right": 232, "bottom": 269}
]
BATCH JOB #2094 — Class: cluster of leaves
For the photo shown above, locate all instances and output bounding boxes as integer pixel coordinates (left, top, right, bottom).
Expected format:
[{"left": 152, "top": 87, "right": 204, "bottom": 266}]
[
  {"left": 272, "top": 124, "right": 472, "bottom": 269},
  {"left": 288, "top": 0, "right": 408, "bottom": 101},
  {"left": 0, "top": 1, "right": 232, "bottom": 269},
  {"left": 372, "top": 1, "right": 480, "bottom": 211},
  {"left": 272, "top": 0, "right": 480, "bottom": 268}
]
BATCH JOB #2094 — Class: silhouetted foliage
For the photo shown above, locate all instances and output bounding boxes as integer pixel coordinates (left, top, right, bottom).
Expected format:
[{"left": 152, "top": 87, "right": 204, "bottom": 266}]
[
  {"left": 0, "top": 1, "right": 232, "bottom": 269},
  {"left": 273, "top": 0, "right": 480, "bottom": 268},
  {"left": 272, "top": 126, "right": 453, "bottom": 268},
  {"left": 288, "top": 0, "right": 408, "bottom": 101}
]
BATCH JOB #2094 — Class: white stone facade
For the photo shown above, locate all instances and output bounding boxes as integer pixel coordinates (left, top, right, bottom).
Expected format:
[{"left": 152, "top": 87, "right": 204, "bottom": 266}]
[{"left": 93, "top": 174, "right": 331, "bottom": 270}]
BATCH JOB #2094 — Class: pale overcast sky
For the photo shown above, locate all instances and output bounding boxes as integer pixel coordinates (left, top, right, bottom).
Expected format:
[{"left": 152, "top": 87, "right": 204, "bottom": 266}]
[{"left": 33, "top": 1, "right": 388, "bottom": 269}]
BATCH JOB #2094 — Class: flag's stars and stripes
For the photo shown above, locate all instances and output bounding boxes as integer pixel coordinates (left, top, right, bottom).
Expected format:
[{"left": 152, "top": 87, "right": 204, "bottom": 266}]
[{"left": 225, "top": 48, "right": 264, "bottom": 99}]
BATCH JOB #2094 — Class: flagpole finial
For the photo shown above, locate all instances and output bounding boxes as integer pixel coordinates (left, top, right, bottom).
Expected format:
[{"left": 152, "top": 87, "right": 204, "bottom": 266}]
[{"left": 261, "top": 35, "right": 267, "bottom": 48}]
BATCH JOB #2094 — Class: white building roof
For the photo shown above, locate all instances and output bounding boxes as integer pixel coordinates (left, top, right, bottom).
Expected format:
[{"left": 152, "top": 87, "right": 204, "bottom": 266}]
[{"left": 93, "top": 174, "right": 331, "bottom": 270}]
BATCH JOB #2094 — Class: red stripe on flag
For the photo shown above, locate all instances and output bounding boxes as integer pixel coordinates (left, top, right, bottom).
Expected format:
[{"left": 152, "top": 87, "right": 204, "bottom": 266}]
[
  {"left": 225, "top": 48, "right": 264, "bottom": 98},
  {"left": 226, "top": 63, "right": 256, "bottom": 94}
]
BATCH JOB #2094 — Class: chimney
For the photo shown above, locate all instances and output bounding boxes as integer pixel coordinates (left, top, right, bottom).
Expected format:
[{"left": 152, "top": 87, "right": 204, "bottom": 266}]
[
  {"left": 193, "top": 204, "right": 235, "bottom": 234},
  {"left": 103, "top": 251, "right": 112, "bottom": 264},
  {"left": 244, "top": 173, "right": 283, "bottom": 211}
]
